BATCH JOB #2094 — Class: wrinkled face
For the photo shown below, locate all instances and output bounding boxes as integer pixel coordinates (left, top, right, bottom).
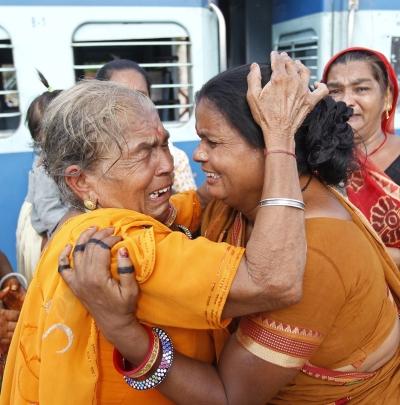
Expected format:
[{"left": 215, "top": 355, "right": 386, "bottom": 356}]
[
  {"left": 193, "top": 99, "right": 264, "bottom": 216},
  {"left": 109, "top": 69, "right": 150, "bottom": 96},
  {"left": 326, "top": 60, "right": 388, "bottom": 142},
  {"left": 87, "top": 107, "right": 173, "bottom": 222}
]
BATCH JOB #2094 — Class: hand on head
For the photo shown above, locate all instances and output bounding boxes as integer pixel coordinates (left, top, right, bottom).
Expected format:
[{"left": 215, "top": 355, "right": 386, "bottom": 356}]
[
  {"left": 247, "top": 51, "right": 329, "bottom": 149},
  {"left": 58, "top": 227, "right": 140, "bottom": 343}
]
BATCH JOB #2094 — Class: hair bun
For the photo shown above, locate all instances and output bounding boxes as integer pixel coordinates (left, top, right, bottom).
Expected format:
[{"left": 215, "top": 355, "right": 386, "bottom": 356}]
[{"left": 295, "top": 97, "right": 355, "bottom": 185}]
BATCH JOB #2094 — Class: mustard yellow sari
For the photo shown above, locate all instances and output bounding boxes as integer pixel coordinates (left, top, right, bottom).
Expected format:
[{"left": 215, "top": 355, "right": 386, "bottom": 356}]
[
  {"left": 203, "top": 190, "right": 400, "bottom": 404},
  {"left": 1, "top": 191, "right": 243, "bottom": 405}
]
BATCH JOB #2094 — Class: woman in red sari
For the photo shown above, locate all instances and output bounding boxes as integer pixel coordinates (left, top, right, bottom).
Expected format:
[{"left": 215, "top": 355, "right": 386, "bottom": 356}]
[{"left": 322, "top": 47, "right": 400, "bottom": 266}]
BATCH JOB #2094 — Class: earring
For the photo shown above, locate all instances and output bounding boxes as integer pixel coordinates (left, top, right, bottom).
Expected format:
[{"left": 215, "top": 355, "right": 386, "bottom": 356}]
[{"left": 84, "top": 199, "right": 97, "bottom": 211}]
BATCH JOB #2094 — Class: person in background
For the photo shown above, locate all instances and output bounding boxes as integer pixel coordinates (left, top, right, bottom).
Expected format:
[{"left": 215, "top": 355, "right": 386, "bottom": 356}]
[
  {"left": 96, "top": 59, "right": 197, "bottom": 193},
  {"left": 322, "top": 47, "right": 400, "bottom": 266},
  {"left": 0, "top": 250, "right": 26, "bottom": 385},
  {"left": 15, "top": 73, "right": 67, "bottom": 282},
  {"left": 60, "top": 62, "right": 400, "bottom": 404}
]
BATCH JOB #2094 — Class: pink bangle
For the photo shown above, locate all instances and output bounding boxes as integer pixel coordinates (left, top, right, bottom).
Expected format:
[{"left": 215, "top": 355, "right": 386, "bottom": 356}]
[
  {"left": 264, "top": 149, "right": 296, "bottom": 158},
  {"left": 113, "top": 325, "right": 157, "bottom": 378}
]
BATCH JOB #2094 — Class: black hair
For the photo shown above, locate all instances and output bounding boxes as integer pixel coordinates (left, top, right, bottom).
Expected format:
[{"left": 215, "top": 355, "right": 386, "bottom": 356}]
[
  {"left": 95, "top": 59, "right": 151, "bottom": 95},
  {"left": 196, "top": 63, "right": 355, "bottom": 185},
  {"left": 25, "top": 71, "right": 63, "bottom": 145},
  {"left": 328, "top": 51, "right": 389, "bottom": 93}
]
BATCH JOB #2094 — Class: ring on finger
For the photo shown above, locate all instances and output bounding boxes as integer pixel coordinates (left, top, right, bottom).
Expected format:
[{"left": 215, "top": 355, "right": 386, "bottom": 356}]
[
  {"left": 73, "top": 244, "right": 86, "bottom": 254},
  {"left": 87, "top": 238, "right": 111, "bottom": 250},
  {"left": 117, "top": 265, "right": 135, "bottom": 274},
  {"left": 58, "top": 264, "right": 70, "bottom": 273}
]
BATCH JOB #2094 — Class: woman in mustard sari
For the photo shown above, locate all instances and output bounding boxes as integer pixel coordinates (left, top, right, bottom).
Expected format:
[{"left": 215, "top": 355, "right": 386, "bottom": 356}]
[
  {"left": 63, "top": 63, "right": 400, "bottom": 404},
  {"left": 0, "top": 53, "right": 327, "bottom": 404}
]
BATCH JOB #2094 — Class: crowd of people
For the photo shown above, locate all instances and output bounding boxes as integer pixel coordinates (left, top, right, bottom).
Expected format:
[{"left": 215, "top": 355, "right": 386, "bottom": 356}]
[{"left": 0, "top": 46, "right": 398, "bottom": 404}]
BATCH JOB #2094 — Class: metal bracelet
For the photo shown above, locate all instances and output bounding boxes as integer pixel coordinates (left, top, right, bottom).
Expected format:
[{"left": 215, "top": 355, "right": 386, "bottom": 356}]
[
  {"left": 124, "top": 328, "right": 174, "bottom": 391},
  {"left": 259, "top": 198, "right": 305, "bottom": 210}
]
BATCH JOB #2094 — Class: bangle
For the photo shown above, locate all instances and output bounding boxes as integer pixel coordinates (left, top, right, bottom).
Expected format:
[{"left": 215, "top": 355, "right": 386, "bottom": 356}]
[
  {"left": 0, "top": 273, "right": 28, "bottom": 290},
  {"left": 264, "top": 149, "right": 296, "bottom": 158},
  {"left": 113, "top": 325, "right": 158, "bottom": 378},
  {"left": 124, "top": 327, "right": 174, "bottom": 391},
  {"left": 259, "top": 198, "right": 305, "bottom": 210}
]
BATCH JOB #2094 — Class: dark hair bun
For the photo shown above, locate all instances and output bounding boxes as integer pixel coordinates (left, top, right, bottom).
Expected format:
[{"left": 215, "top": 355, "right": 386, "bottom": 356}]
[{"left": 295, "top": 96, "right": 355, "bottom": 185}]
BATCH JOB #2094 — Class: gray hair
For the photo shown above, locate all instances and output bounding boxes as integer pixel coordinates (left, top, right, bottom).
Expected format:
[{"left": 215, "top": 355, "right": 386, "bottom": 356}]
[{"left": 41, "top": 79, "right": 155, "bottom": 210}]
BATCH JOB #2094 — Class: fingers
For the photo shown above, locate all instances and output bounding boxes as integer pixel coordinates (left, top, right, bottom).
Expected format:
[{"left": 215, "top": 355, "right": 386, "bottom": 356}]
[
  {"left": 3, "top": 309, "right": 19, "bottom": 322},
  {"left": 308, "top": 81, "right": 329, "bottom": 107},
  {"left": 72, "top": 226, "right": 97, "bottom": 257},
  {"left": 270, "top": 50, "right": 286, "bottom": 76},
  {"left": 0, "top": 286, "right": 10, "bottom": 300},
  {"left": 117, "top": 248, "right": 137, "bottom": 291},
  {"left": 58, "top": 244, "right": 75, "bottom": 287},
  {"left": 297, "top": 60, "right": 311, "bottom": 85},
  {"left": 247, "top": 62, "right": 262, "bottom": 97}
]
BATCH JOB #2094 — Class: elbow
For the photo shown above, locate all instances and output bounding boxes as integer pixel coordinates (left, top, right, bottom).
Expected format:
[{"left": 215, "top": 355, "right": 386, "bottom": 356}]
[{"left": 259, "top": 267, "right": 304, "bottom": 309}]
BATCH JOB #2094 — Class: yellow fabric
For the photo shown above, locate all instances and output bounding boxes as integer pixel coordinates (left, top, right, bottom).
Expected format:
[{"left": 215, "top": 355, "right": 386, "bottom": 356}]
[
  {"left": 1, "top": 192, "right": 244, "bottom": 405},
  {"left": 234, "top": 191, "right": 400, "bottom": 404}
]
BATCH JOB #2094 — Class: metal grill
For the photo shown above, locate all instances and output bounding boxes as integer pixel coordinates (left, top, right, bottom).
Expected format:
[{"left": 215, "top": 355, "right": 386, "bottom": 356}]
[
  {"left": 276, "top": 30, "right": 318, "bottom": 81},
  {"left": 72, "top": 23, "right": 193, "bottom": 124},
  {"left": 0, "top": 30, "right": 21, "bottom": 135}
]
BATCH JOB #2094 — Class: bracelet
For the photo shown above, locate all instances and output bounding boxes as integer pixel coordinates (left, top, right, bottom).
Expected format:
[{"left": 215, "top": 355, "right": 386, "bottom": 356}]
[
  {"left": 0, "top": 273, "right": 28, "bottom": 290},
  {"left": 124, "top": 327, "right": 174, "bottom": 391},
  {"left": 113, "top": 325, "right": 158, "bottom": 378},
  {"left": 259, "top": 198, "right": 305, "bottom": 210},
  {"left": 264, "top": 149, "right": 296, "bottom": 158}
]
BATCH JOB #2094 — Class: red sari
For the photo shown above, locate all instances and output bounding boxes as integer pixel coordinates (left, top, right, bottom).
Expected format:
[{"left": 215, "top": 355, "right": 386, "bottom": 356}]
[{"left": 322, "top": 47, "right": 400, "bottom": 248}]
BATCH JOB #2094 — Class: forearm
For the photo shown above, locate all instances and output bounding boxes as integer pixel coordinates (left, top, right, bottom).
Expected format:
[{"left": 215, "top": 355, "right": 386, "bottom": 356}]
[
  {"left": 157, "top": 353, "right": 228, "bottom": 405},
  {"left": 224, "top": 150, "right": 306, "bottom": 318}
]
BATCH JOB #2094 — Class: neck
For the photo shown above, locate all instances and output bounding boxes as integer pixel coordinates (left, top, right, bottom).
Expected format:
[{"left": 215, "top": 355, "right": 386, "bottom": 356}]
[{"left": 357, "top": 129, "right": 387, "bottom": 156}]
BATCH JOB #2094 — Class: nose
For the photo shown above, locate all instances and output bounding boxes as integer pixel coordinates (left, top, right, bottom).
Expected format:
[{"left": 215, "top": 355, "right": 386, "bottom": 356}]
[
  {"left": 156, "top": 147, "right": 174, "bottom": 176},
  {"left": 193, "top": 143, "right": 208, "bottom": 162},
  {"left": 342, "top": 89, "right": 356, "bottom": 108}
]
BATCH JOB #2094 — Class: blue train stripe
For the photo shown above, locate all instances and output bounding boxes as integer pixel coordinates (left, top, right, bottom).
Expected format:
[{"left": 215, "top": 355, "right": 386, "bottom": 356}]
[
  {"left": 0, "top": 0, "right": 208, "bottom": 7},
  {"left": 273, "top": 0, "right": 400, "bottom": 24}
]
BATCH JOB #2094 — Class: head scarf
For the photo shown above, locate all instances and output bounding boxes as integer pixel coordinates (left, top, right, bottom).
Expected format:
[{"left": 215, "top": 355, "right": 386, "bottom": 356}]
[{"left": 322, "top": 46, "right": 399, "bottom": 134}]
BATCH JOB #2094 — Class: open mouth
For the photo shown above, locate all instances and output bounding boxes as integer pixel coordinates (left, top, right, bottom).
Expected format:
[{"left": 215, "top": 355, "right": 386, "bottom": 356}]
[
  {"left": 149, "top": 186, "right": 172, "bottom": 200},
  {"left": 204, "top": 170, "right": 221, "bottom": 180}
]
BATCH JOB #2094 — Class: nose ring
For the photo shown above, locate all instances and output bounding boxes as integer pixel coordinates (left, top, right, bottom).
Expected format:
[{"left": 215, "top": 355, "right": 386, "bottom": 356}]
[{"left": 198, "top": 151, "right": 207, "bottom": 160}]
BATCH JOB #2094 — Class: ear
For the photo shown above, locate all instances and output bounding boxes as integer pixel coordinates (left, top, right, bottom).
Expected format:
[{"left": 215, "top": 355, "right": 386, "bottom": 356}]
[
  {"left": 64, "top": 165, "right": 97, "bottom": 203},
  {"left": 385, "top": 87, "right": 394, "bottom": 111}
]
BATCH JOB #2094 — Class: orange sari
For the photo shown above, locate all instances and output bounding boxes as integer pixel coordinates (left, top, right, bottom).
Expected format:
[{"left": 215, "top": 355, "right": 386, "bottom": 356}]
[
  {"left": 1, "top": 191, "right": 243, "bottom": 405},
  {"left": 203, "top": 190, "right": 400, "bottom": 404}
]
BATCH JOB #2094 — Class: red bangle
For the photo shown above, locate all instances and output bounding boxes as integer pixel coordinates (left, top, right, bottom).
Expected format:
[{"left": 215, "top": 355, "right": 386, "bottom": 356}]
[
  {"left": 113, "top": 325, "right": 155, "bottom": 377},
  {"left": 264, "top": 149, "right": 296, "bottom": 158}
]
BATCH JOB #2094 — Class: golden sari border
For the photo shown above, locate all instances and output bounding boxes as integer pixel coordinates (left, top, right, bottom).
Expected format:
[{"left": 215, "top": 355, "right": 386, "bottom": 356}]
[
  {"left": 239, "top": 317, "right": 320, "bottom": 358},
  {"left": 236, "top": 328, "right": 304, "bottom": 368}
]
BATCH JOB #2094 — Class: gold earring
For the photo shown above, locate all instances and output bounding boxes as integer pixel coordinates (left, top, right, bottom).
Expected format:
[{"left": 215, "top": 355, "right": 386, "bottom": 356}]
[{"left": 83, "top": 199, "right": 97, "bottom": 211}]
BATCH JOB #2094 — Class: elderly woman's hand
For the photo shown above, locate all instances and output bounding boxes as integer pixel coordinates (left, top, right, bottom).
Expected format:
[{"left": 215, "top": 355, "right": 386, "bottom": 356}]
[
  {"left": 247, "top": 51, "right": 329, "bottom": 149},
  {"left": 58, "top": 227, "right": 140, "bottom": 345},
  {"left": 0, "top": 307, "right": 19, "bottom": 353}
]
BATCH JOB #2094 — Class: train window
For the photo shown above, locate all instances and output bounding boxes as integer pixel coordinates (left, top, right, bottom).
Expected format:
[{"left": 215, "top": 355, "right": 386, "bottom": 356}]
[
  {"left": 276, "top": 29, "right": 318, "bottom": 82},
  {"left": 0, "top": 26, "right": 21, "bottom": 137},
  {"left": 72, "top": 22, "right": 192, "bottom": 125}
]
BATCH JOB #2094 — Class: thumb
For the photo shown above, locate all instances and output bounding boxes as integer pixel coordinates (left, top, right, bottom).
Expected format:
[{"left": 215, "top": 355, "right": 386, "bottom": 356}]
[
  {"left": 309, "top": 81, "right": 329, "bottom": 107},
  {"left": 117, "top": 248, "right": 137, "bottom": 291}
]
